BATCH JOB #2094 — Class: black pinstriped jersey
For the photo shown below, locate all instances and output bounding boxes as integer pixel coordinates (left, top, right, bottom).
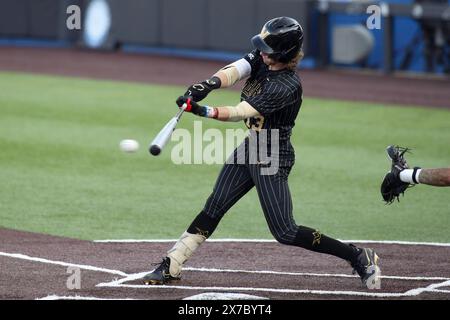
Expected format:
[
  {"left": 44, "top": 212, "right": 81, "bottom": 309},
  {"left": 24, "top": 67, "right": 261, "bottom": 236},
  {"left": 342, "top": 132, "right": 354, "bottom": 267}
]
[{"left": 241, "top": 50, "right": 302, "bottom": 164}]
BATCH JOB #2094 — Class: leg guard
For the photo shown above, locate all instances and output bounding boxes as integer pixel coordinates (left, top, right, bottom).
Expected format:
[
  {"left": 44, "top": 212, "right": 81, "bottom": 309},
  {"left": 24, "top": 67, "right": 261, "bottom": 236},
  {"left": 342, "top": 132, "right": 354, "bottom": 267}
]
[{"left": 166, "top": 231, "right": 206, "bottom": 277}]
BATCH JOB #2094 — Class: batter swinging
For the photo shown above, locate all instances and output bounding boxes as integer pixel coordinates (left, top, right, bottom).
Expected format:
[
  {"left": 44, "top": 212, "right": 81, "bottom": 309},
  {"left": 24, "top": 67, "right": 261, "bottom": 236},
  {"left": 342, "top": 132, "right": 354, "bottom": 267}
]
[{"left": 143, "top": 17, "right": 381, "bottom": 289}]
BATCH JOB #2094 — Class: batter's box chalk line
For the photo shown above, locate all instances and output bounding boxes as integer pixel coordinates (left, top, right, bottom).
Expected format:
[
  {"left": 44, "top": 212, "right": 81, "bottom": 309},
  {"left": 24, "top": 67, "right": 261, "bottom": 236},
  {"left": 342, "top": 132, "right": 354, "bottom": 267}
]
[
  {"left": 2, "top": 250, "right": 450, "bottom": 299},
  {"left": 96, "top": 268, "right": 450, "bottom": 299}
]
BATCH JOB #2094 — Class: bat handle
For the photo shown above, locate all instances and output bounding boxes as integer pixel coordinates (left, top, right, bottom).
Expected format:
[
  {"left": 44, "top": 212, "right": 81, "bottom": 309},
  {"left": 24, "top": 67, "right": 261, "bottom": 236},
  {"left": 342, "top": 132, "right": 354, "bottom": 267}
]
[{"left": 175, "top": 103, "right": 187, "bottom": 120}]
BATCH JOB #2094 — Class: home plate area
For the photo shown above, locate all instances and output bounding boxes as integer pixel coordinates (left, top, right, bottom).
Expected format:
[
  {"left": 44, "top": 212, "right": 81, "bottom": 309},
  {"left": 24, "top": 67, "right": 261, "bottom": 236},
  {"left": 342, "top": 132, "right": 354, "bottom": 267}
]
[
  {"left": 99, "top": 265, "right": 450, "bottom": 300},
  {"left": 1, "top": 229, "right": 450, "bottom": 300}
]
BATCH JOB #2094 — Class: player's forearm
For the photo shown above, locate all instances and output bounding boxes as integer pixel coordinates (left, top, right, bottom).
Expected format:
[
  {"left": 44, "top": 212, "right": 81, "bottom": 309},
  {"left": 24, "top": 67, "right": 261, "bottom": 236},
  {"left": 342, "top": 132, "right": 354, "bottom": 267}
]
[
  {"left": 204, "top": 101, "right": 260, "bottom": 122},
  {"left": 214, "top": 107, "right": 237, "bottom": 122}
]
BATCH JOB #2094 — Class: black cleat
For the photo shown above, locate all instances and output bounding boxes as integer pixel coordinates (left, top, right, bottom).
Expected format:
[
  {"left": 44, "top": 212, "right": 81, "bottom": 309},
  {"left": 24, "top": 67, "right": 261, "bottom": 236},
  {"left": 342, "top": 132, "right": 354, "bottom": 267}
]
[
  {"left": 142, "top": 257, "right": 181, "bottom": 285},
  {"left": 350, "top": 245, "right": 381, "bottom": 289}
]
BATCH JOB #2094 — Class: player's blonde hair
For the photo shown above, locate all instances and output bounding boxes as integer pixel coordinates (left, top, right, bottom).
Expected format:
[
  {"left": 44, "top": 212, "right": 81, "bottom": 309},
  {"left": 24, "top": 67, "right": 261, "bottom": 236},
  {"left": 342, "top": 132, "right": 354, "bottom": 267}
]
[{"left": 286, "top": 49, "right": 304, "bottom": 71}]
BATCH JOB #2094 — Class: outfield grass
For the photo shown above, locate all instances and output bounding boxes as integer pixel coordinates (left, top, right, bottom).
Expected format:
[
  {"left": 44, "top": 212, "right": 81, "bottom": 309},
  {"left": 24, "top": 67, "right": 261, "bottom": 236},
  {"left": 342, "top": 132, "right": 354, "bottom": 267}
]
[{"left": 0, "top": 72, "right": 449, "bottom": 242}]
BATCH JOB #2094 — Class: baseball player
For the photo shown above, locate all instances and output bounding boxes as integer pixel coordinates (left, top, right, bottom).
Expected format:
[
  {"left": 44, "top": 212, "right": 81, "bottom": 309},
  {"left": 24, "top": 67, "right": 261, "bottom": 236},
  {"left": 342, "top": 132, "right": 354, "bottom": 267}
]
[
  {"left": 143, "top": 17, "right": 381, "bottom": 289},
  {"left": 381, "top": 145, "right": 450, "bottom": 203}
]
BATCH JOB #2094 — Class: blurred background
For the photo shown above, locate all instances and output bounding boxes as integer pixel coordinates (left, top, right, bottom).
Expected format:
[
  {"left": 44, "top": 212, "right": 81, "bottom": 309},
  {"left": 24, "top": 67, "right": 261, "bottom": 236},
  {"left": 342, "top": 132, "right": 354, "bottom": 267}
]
[
  {"left": 0, "top": 0, "right": 449, "bottom": 75},
  {"left": 0, "top": 0, "right": 449, "bottom": 243}
]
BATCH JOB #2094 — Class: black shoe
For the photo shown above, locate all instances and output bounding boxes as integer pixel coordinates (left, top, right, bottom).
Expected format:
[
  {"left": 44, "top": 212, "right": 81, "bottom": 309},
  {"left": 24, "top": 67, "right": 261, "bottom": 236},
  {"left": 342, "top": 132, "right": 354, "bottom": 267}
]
[
  {"left": 142, "top": 257, "right": 181, "bottom": 285},
  {"left": 350, "top": 245, "right": 381, "bottom": 289}
]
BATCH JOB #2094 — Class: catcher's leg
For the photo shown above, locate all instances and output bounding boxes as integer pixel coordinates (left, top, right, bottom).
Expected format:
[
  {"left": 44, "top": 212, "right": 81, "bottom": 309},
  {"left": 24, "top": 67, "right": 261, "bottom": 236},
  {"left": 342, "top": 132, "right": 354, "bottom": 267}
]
[{"left": 144, "top": 163, "right": 254, "bottom": 285}]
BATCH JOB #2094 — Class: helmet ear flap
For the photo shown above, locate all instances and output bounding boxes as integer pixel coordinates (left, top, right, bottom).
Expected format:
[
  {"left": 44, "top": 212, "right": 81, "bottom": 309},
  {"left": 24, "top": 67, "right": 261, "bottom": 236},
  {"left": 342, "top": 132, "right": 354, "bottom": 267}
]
[
  {"left": 268, "top": 52, "right": 282, "bottom": 62},
  {"left": 269, "top": 46, "right": 298, "bottom": 63},
  {"left": 269, "top": 53, "right": 288, "bottom": 63}
]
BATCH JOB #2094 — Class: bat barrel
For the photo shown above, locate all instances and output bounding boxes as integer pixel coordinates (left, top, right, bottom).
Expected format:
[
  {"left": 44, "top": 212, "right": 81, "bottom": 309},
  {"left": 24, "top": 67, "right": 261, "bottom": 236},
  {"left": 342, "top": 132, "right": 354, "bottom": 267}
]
[
  {"left": 149, "top": 104, "right": 185, "bottom": 156},
  {"left": 149, "top": 144, "right": 162, "bottom": 156},
  {"left": 149, "top": 117, "right": 180, "bottom": 156}
]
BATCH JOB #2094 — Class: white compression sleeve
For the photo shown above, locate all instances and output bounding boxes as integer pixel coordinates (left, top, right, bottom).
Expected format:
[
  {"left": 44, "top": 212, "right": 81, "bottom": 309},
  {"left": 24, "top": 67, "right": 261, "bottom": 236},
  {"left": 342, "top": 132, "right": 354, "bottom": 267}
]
[
  {"left": 399, "top": 168, "right": 422, "bottom": 184},
  {"left": 216, "top": 58, "right": 251, "bottom": 87}
]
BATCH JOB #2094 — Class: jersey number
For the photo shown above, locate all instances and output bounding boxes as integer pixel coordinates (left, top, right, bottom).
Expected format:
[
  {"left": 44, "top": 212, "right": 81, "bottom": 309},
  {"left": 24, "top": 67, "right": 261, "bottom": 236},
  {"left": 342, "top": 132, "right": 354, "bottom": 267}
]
[{"left": 246, "top": 115, "right": 265, "bottom": 132}]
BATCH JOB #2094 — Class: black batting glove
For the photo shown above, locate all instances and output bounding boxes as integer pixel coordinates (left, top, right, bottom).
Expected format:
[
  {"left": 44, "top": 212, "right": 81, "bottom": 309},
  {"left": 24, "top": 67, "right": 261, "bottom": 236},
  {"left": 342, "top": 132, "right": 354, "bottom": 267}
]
[
  {"left": 176, "top": 96, "right": 218, "bottom": 118},
  {"left": 176, "top": 96, "right": 204, "bottom": 115},
  {"left": 183, "top": 76, "right": 221, "bottom": 102}
]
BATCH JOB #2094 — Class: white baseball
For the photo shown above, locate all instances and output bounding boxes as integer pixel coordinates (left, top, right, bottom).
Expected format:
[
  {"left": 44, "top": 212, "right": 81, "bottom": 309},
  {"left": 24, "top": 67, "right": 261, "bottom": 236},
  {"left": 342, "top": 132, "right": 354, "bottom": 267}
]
[{"left": 119, "top": 139, "right": 139, "bottom": 153}]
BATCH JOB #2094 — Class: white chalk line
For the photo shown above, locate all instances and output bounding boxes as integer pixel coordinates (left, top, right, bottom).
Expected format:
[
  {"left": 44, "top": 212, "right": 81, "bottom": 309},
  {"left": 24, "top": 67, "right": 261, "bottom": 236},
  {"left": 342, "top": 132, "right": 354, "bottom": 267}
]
[
  {"left": 427, "top": 289, "right": 450, "bottom": 294},
  {"left": 181, "top": 267, "right": 450, "bottom": 282},
  {"left": 0, "top": 251, "right": 128, "bottom": 277},
  {"left": 96, "top": 266, "right": 450, "bottom": 290},
  {"left": 93, "top": 238, "right": 450, "bottom": 247},
  {"left": 404, "top": 279, "right": 450, "bottom": 296},
  {"left": 96, "top": 283, "right": 445, "bottom": 298},
  {"left": 97, "top": 271, "right": 150, "bottom": 287},
  {"left": 2, "top": 251, "right": 449, "bottom": 299},
  {"left": 97, "top": 278, "right": 450, "bottom": 299}
]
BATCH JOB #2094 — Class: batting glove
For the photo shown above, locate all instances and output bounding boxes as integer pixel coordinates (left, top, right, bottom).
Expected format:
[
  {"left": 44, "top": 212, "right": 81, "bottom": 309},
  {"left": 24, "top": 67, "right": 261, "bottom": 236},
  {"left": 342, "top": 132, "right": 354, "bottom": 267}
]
[
  {"left": 183, "top": 76, "right": 221, "bottom": 102},
  {"left": 176, "top": 96, "right": 218, "bottom": 119}
]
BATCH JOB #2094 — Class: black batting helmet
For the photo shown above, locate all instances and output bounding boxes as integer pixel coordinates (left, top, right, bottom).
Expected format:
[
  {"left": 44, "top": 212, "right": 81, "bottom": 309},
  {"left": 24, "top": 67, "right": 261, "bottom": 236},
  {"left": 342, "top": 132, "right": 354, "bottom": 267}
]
[{"left": 251, "top": 17, "right": 304, "bottom": 63}]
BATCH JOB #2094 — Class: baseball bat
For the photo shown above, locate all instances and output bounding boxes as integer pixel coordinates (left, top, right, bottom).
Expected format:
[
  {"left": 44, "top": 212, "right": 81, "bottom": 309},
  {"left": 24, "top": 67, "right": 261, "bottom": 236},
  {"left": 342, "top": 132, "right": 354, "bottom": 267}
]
[{"left": 149, "top": 104, "right": 186, "bottom": 156}]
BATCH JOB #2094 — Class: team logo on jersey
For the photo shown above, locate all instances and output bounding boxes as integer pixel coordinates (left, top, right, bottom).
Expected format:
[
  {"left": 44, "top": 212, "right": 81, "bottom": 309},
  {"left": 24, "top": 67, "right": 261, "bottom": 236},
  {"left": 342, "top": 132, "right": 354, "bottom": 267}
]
[{"left": 242, "top": 79, "right": 262, "bottom": 97}]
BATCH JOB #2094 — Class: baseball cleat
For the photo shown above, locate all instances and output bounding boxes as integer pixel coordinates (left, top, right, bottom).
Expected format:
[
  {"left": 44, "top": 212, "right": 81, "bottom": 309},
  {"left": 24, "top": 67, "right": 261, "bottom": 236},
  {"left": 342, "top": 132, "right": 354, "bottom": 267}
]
[
  {"left": 142, "top": 257, "right": 181, "bottom": 285},
  {"left": 350, "top": 245, "right": 381, "bottom": 290}
]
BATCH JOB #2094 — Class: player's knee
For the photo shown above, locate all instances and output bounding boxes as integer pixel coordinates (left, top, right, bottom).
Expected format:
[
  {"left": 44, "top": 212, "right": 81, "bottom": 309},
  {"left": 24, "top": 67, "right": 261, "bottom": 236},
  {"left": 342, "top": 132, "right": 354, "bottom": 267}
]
[{"left": 204, "top": 194, "right": 227, "bottom": 218}]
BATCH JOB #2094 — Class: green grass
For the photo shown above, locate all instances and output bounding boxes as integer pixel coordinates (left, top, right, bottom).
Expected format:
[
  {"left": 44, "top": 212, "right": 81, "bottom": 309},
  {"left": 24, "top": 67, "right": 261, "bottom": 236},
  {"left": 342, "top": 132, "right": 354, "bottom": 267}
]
[{"left": 0, "top": 72, "right": 449, "bottom": 242}]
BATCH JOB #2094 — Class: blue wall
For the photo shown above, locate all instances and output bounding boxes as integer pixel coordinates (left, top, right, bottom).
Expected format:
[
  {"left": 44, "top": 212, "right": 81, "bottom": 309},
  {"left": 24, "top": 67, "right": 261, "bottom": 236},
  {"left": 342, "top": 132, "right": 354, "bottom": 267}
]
[{"left": 328, "top": 0, "right": 449, "bottom": 73}]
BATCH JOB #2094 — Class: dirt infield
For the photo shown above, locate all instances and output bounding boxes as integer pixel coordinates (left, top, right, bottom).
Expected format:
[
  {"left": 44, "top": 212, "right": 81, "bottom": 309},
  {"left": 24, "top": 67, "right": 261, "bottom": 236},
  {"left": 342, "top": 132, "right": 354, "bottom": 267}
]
[
  {"left": 0, "top": 46, "right": 449, "bottom": 109},
  {"left": 1, "top": 228, "right": 449, "bottom": 300}
]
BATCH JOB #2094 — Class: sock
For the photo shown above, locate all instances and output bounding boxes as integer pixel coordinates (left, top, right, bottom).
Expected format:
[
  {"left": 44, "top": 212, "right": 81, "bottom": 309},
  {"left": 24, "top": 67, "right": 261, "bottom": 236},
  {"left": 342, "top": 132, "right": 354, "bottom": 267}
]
[
  {"left": 294, "top": 226, "right": 358, "bottom": 262},
  {"left": 399, "top": 167, "right": 422, "bottom": 184},
  {"left": 186, "top": 210, "right": 221, "bottom": 238}
]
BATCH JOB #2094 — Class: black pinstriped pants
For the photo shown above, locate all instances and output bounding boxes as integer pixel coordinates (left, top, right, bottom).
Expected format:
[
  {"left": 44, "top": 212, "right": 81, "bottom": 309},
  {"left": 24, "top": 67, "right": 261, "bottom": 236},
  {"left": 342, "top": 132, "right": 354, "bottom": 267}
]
[
  {"left": 203, "top": 162, "right": 298, "bottom": 244},
  {"left": 189, "top": 159, "right": 358, "bottom": 262}
]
